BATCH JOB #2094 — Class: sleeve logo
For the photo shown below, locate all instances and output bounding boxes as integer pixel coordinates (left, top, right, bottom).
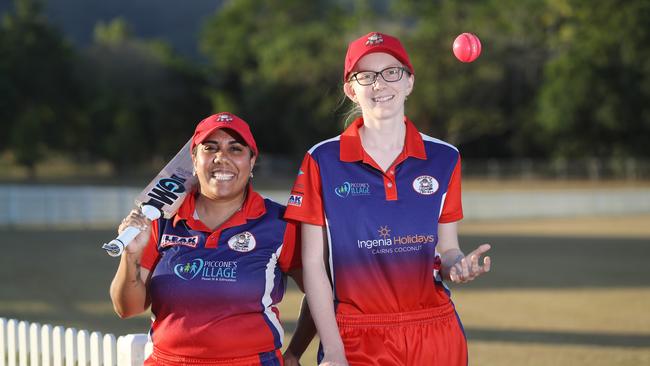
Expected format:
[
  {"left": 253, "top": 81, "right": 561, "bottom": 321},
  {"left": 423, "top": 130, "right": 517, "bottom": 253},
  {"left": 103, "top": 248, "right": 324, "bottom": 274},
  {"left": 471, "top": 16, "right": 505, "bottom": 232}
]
[{"left": 288, "top": 194, "right": 303, "bottom": 207}]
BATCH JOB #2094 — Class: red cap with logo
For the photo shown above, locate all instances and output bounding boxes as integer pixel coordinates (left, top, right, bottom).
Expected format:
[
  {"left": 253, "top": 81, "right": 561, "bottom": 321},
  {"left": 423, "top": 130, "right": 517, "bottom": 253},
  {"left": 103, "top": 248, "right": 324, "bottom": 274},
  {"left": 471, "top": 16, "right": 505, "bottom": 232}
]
[
  {"left": 191, "top": 112, "right": 259, "bottom": 156},
  {"left": 344, "top": 32, "right": 414, "bottom": 81}
]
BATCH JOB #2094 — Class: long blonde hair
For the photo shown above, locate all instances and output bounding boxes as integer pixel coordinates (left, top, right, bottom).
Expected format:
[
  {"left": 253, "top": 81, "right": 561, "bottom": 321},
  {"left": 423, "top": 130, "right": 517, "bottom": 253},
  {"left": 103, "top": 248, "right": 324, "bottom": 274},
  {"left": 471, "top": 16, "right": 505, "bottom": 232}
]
[{"left": 339, "top": 81, "right": 362, "bottom": 129}]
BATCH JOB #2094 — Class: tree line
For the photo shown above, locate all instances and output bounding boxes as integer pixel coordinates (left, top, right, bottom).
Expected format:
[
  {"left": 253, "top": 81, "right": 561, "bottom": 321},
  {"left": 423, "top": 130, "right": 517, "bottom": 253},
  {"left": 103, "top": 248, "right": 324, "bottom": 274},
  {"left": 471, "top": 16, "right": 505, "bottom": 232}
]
[{"left": 1, "top": 0, "right": 649, "bottom": 176}]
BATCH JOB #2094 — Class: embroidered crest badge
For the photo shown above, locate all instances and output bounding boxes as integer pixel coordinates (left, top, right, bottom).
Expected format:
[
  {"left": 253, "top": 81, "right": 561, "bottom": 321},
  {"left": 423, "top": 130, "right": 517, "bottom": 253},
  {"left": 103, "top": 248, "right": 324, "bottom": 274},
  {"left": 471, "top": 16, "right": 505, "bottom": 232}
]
[
  {"left": 216, "top": 113, "right": 234, "bottom": 122},
  {"left": 412, "top": 175, "right": 439, "bottom": 195},
  {"left": 365, "top": 33, "right": 384, "bottom": 46},
  {"left": 227, "top": 231, "right": 256, "bottom": 252}
]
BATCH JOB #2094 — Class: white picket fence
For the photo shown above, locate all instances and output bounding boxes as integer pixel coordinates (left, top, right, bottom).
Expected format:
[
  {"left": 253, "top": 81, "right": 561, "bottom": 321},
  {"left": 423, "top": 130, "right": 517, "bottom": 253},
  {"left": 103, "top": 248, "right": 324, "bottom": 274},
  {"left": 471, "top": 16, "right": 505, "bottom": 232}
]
[{"left": 0, "top": 318, "right": 150, "bottom": 366}]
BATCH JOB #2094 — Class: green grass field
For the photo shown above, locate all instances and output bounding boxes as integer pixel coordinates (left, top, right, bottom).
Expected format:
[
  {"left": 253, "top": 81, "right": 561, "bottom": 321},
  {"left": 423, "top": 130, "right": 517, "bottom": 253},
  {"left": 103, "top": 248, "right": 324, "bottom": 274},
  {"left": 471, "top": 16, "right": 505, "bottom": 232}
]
[{"left": 1, "top": 224, "right": 649, "bottom": 365}]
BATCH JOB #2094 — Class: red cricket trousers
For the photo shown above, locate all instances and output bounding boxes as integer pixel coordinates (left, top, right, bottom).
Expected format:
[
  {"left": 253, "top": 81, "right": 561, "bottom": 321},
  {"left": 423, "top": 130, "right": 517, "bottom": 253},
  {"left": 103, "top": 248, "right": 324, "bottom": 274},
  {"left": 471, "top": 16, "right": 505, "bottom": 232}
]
[{"left": 335, "top": 302, "right": 467, "bottom": 366}]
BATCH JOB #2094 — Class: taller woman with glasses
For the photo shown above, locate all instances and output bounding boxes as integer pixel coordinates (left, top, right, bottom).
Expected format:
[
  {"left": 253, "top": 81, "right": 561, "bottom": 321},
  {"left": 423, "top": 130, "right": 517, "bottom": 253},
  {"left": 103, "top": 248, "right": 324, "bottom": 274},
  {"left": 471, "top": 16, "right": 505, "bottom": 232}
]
[{"left": 285, "top": 32, "right": 492, "bottom": 365}]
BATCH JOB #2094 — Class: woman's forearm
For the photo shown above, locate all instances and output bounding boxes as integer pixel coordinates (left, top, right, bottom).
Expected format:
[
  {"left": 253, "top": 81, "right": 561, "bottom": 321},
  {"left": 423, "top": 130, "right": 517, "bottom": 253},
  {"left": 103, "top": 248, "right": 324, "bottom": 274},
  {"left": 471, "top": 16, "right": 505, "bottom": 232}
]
[
  {"left": 302, "top": 223, "right": 346, "bottom": 360},
  {"left": 304, "top": 259, "right": 346, "bottom": 357},
  {"left": 109, "top": 252, "right": 149, "bottom": 318},
  {"left": 285, "top": 295, "right": 317, "bottom": 360}
]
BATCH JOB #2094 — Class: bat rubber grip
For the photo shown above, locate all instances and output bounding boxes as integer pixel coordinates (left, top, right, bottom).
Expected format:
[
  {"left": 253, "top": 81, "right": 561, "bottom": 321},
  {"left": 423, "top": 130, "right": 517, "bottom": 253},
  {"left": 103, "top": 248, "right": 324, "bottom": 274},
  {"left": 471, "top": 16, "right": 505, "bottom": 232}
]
[
  {"left": 103, "top": 226, "right": 141, "bottom": 257},
  {"left": 102, "top": 205, "right": 162, "bottom": 257}
]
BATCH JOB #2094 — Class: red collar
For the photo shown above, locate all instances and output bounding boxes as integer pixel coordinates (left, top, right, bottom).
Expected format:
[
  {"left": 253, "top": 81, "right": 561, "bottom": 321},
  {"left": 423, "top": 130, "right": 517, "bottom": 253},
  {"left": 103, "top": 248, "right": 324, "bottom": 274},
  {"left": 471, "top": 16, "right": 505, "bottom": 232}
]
[
  {"left": 172, "top": 184, "right": 266, "bottom": 232},
  {"left": 340, "top": 117, "right": 427, "bottom": 163}
]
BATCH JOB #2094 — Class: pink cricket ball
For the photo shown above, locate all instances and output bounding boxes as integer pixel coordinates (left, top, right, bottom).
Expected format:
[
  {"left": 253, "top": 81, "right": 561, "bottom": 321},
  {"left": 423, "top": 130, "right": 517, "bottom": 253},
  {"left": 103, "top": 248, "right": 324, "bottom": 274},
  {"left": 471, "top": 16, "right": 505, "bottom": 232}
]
[{"left": 453, "top": 33, "right": 482, "bottom": 63}]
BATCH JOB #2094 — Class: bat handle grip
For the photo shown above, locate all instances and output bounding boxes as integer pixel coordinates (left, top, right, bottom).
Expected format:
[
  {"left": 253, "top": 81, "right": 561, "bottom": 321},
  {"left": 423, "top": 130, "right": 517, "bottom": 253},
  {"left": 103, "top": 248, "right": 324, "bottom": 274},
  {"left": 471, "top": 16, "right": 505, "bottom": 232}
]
[{"left": 102, "top": 205, "right": 162, "bottom": 257}]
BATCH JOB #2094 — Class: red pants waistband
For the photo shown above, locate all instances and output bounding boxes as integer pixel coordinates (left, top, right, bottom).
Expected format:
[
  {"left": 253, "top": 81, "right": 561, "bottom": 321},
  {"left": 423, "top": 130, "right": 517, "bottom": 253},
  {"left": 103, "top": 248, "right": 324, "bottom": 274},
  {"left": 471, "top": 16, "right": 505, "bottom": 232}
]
[
  {"left": 336, "top": 301, "right": 456, "bottom": 328},
  {"left": 148, "top": 346, "right": 282, "bottom": 366}
]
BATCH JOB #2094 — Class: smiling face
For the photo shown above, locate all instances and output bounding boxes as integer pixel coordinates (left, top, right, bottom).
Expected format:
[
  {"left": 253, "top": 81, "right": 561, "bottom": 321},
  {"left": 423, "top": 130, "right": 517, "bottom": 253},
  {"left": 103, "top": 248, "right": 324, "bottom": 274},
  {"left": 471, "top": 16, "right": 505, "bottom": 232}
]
[
  {"left": 192, "top": 128, "right": 256, "bottom": 202},
  {"left": 344, "top": 52, "right": 414, "bottom": 122}
]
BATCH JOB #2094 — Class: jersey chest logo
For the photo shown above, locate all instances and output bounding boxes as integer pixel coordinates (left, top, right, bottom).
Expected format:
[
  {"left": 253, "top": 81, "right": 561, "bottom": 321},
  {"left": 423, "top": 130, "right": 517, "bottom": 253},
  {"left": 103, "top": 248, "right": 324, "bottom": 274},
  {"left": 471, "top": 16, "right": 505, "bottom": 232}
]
[
  {"left": 174, "top": 258, "right": 204, "bottom": 280},
  {"left": 412, "top": 175, "right": 439, "bottom": 195},
  {"left": 334, "top": 181, "right": 371, "bottom": 198},
  {"left": 227, "top": 231, "right": 256, "bottom": 252}
]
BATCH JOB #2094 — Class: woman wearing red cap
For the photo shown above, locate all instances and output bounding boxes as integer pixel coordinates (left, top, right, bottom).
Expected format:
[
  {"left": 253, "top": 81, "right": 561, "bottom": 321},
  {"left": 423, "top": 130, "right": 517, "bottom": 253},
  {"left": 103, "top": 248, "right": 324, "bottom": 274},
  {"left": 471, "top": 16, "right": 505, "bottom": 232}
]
[
  {"left": 110, "top": 112, "right": 314, "bottom": 366},
  {"left": 285, "top": 33, "right": 491, "bottom": 365}
]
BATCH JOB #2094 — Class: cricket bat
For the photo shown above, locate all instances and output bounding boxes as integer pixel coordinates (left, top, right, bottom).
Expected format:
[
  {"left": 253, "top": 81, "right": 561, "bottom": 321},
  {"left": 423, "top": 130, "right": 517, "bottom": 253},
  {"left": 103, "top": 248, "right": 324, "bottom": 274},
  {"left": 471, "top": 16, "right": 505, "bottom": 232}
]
[{"left": 102, "top": 138, "right": 198, "bottom": 257}]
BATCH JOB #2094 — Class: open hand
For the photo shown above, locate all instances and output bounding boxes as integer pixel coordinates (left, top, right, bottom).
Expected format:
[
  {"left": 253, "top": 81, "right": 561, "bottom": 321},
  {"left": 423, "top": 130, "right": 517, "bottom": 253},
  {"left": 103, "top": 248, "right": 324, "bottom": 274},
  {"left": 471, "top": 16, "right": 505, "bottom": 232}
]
[{"left": 449, "top": 244, "right": 491, "bottom": 283}]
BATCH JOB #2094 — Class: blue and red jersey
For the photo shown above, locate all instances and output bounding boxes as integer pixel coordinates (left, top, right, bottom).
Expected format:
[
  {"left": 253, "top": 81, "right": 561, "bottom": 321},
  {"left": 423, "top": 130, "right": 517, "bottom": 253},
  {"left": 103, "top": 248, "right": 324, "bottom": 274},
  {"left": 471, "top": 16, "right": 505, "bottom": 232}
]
[
  {"left": 140, "top": 185, "right": 300, "bottom": 361},
  {"left": 284, "top": 117, "right": 462, "bottom": 315}
]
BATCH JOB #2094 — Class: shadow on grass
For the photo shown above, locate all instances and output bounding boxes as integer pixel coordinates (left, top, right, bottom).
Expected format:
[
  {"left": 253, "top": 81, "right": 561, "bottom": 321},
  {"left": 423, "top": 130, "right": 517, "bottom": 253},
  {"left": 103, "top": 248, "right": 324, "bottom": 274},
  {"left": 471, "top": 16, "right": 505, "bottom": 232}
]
[{"left": 464, "top": 327, "right": 650, "bottom": 348}]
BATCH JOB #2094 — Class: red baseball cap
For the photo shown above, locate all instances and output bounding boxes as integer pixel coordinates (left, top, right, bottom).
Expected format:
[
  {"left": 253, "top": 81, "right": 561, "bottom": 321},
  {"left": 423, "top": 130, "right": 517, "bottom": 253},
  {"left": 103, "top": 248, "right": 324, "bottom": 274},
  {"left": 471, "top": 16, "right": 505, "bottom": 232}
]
[
  {"left": 344, "top": 32, "right": 414, "bottom": 81},
  {"left": 191, "top": 112, "right": 259, "bottom": 156}
]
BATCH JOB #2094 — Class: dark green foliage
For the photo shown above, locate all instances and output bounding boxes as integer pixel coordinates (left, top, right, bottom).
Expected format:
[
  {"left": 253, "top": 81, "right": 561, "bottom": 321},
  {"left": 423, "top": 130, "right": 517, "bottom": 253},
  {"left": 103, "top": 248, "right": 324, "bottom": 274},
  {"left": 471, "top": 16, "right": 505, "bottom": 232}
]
[
  {"left": 1, "top": 1, "right": 212, "bottom": 174},
  {"left": 537, "top": 0, "right": 650, "bottom": 158},
  {"left": 0, "top": 0, "right": 80, "bottom": 174},
  {"left": 200, "top": 0, "right": 352, "bottom": 155},
  {"left": 79, "top": 17, "right": 211, "bottom": 171},
  {"left": 1, "top": 0, "right": 649, "bottom": 175}
]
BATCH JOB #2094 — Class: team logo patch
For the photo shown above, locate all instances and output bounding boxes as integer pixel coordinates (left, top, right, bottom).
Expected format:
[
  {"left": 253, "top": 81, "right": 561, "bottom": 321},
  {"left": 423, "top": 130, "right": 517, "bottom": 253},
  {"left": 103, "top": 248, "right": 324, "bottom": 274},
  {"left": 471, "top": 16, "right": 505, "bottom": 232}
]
[
  {"left": 412, "top": 175, "right": 439, "bottom": 195},
  {"left": 160, "top": 234, "right": 199, "bottom": 248},
  {"left": 216, "top": 113, "right": 233, "bottom": 122},
  {"left": 288, "top": 194, "right": 303, "bottom": 207},
  {"left": 366, "top": 33, "right": 384, "bottom": 46},
  {"left": 228, "top": 231, "right": 256, "bottom": 252},
  {"left": 174, "top": 258, "right": 204, "bottom": 280}
]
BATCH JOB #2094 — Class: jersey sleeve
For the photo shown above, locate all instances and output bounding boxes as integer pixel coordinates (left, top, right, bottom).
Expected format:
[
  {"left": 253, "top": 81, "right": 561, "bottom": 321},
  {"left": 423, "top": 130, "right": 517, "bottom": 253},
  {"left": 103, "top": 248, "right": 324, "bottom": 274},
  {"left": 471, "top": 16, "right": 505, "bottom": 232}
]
[
  {"left": 284, "top": 153, "right": 325, "bottom": 226},
  {"left": 278, "top": 220, "right": 302, "bottom": 272},
  {"left": 439, "top": 155, "right": 464, "bottom": 223},
  {"left": 140, "top": 219, "right": 160, "bottom": 270}
]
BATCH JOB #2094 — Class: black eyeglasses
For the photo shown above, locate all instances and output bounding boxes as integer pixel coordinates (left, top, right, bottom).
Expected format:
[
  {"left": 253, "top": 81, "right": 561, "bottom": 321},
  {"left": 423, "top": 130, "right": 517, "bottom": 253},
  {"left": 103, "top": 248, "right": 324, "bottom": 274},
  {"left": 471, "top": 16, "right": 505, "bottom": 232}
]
[{"left": 349, "top": 67, "right": 408, "bottom": 86}]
